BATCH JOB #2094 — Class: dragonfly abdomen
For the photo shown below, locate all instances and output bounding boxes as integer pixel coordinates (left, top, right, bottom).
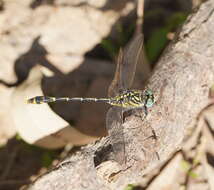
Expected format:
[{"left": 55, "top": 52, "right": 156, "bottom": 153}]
[
  {"left": 27, "top": 96, "right": 110, "bottom": 104},
  {"left": 70, "top": 97, "right": 110, "bottom": 103}
]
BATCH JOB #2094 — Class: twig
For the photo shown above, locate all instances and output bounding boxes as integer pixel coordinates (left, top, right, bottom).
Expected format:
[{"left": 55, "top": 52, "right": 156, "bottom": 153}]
[{"left": 136, "top": 0, "right": 144, "bottom": 34}]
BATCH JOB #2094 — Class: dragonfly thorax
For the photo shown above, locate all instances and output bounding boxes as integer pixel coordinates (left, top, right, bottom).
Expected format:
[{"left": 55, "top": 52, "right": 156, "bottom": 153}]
[
  {"left": 109, "top": 89, "right": 154, "bottom": 109},
  {"left": 108, "top": 90, "right": 144, "bottom": 109}
]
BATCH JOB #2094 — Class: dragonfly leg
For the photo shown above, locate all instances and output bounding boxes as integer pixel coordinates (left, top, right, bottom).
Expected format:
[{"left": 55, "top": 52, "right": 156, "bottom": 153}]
[{"left": 144, "top": 105, "right": 148, "bottom": 116}]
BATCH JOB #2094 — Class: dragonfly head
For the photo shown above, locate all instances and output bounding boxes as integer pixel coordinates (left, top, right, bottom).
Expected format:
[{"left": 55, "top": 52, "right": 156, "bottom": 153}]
[{"left": 144, "top": 89, "right": 154, "bottom": 108}]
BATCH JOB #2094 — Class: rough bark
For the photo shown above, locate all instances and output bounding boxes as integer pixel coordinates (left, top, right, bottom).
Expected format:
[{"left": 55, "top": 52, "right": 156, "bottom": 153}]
[{"left": 28, "top": 0, "right": 214, "bottom": 190}]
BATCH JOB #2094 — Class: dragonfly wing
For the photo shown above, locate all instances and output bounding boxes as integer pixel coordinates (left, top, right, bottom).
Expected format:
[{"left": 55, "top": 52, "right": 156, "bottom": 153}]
[
  {"left": 108, "top": 33, "right": 144, "bottom": 97},
  {"left": 106, "top": 107, "right": 125, "bottom": 165},
  {"left": 120, "top": 33, "right": 144, "bottom": 90},
  {"left": 108, "top": 48, "right": 124, "bottom": 97}
]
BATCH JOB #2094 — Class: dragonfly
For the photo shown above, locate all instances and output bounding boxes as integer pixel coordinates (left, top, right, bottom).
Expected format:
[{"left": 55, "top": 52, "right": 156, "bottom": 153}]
[
  {"left": 27, "top": 0, "right": 156, "bottom": 166},
  {"left": 27, "top": 33, "right": 154, "bottom": 165}
]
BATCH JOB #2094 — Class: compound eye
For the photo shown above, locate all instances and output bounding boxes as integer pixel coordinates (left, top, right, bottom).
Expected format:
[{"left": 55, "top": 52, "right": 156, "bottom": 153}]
[{"left": 146, "top": 98, "right": 154, "bottom": 108}]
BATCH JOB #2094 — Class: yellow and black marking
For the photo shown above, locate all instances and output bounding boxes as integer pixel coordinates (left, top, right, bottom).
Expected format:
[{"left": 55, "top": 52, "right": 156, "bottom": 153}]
[
  {"left": 27, "top": 96, "right": 56, "bottom": 104},
  {"left": 27, "top": 89, "right": 154, "bottom": 110},
  {"left": 109, "top": 90, "right": 144, "bottom": 108}
]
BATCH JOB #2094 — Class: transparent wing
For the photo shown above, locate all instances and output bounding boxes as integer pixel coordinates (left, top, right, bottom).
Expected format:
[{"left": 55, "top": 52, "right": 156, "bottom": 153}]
[
  {"left": 120, "top": 33, "right": 144, "bottom": 90},
  {"left": 108, "top": 33, "right": 144, "bottom": 97},
  {"left": 108, "top": 48, "right": 124, "bottom": 97},
  {"left": 106, "top": 107, "right": 125, "bottom": 165}
]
